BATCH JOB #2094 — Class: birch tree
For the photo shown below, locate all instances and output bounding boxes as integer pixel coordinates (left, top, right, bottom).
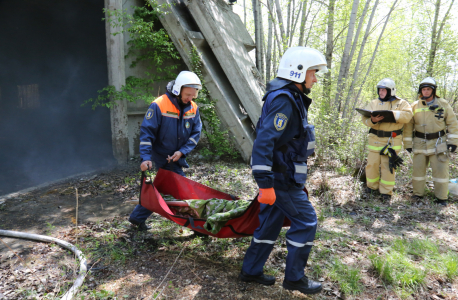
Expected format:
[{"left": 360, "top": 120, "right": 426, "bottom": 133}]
[
  {"left": 252, "top": 0, "right": 263, "bottom": 77},
  {"left": 274, "top": 0, "right": 287, "bottom": 49},
  {"left": 342, "top": 0, "right": 379, "bottom": 119},
  {"left": 335, "top": 0, "right": 360, "bottom": 112},
  {"left": 352, "top": 0, "right": 399, "bottom": 113},
  {"left": 426, "top": 0, "right": 455, "bottom": 76},
  {"left": 323, "top": 0, "right": 336, "bottom": 102},
  {"left": 340, "top": 0, "right": 373, "bottom": 118},
  {"left": 298, "top": 0, "right": 309, "bottom": 46}
]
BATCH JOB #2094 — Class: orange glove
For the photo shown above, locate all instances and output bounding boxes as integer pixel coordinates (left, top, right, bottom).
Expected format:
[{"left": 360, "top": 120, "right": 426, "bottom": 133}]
[{"left": 258, "top": 188, "right": 276, "bottom": 205}]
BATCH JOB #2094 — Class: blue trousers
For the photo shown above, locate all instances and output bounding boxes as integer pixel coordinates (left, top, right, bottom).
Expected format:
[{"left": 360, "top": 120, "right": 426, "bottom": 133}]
[
  {"left": 129, "top": 160, "right": 185, "bottom": 224},
  {"left": 242, "top": 187, "right": 317, "bottom": 281}
]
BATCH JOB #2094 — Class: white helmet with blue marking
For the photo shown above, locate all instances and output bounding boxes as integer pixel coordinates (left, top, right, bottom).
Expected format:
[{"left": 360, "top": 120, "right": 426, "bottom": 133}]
[
  {"left": 171, "top": 71, "right": 202, "bottom": 96},
  {"left": 277, "top": 47, "right": 328, "bottom": 83}
]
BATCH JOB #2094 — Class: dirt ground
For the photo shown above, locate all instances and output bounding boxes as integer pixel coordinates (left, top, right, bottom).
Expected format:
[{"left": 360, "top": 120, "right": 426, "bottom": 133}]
[{"left": 1, "top": 156, "right": 458, "bottom": 300}]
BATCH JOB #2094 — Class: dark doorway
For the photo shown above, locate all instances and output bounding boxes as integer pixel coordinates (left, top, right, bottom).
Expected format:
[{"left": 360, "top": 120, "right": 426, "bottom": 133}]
[{"left": 0, "top": 0, "right": 114, "bottom": 196}]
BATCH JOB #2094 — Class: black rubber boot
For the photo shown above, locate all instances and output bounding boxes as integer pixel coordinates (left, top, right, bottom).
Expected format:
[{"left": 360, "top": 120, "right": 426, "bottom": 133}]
[
  {"left": 283, "top": 276, "right": 322, "bottom": 295},
  {"left": 128, "top": 217, "right": 151, "bottom": 231},
  {"left": 435, "top": 198, "right": 447, "bottom": 206},
  {"left": 239, "top": 270, "right": 276, "bottom": 286},
  {"left": 137, "top": 222, "right": 151, "bottom": 231},
  {"left": 366, "top": 187, "right": 378, "bottom": 195},
  {"left": 411, "top": 195, "right": 423, "bottom": 201},
  {"left": 381, "top": 194, "right": 391, "bottom": 201}
]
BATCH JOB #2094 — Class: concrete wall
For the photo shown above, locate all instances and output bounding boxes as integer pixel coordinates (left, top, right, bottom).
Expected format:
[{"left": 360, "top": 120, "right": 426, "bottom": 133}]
[{"left": 106, "top": 0, "right": 186, "bottom": 159}]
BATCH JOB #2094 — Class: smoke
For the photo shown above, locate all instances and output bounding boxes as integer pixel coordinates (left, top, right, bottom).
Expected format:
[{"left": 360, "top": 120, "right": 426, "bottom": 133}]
[{"left": 0, "top": 0, "right": 115, "bottom": 195}]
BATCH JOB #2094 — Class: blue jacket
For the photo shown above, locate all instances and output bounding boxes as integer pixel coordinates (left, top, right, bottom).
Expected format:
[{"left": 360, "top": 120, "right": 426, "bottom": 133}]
[
  {"left": 251, "top": 78, "right": 316, "bottom": 190},
  {"left": 139, "top": 82, "right": 202, "bottom": 167}
]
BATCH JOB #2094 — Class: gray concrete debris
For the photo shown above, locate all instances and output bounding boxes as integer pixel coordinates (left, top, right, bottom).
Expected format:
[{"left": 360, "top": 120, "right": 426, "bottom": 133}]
[{"left": 154, "top": 0, "right": 264, "bottom": 162}]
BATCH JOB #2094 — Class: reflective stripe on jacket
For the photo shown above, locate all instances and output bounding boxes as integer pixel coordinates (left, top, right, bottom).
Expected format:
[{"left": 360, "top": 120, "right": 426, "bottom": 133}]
[
  {"left": 251, "top": 79, "right": 315, "bottom": 189},
  {"left": 362, "top": 97, "right": 412, "bottom": 153},
  {"left": 139, "top": 92, "right": 202, "bottom": 162},
  {"left": 404, "top": 97, "right": 458, "bottom": 154}
]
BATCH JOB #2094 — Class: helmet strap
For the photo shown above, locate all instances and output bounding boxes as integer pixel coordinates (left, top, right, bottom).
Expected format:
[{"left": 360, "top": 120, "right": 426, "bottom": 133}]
[
  {"left": 301, "top": 81, "right": 311, "bottom": 95},
  {"left": 176, "top": 94, "right": 186, "bottom": 107},
  {"left": 420, "top": 91, "right": 435, "bottom": 101},
  {"left": 378, "top": 88, "right": 392, "bottom": 101}
]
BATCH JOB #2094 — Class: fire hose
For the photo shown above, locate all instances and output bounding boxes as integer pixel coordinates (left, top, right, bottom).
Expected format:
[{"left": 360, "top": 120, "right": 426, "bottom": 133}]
[{"left": 0, "top": 229, "right": 87, "bottom": 300}]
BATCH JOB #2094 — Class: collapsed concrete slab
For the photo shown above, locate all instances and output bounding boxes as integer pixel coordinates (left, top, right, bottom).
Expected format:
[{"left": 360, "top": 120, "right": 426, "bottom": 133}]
[
  {"left": 153, "top": 0, "right": 263, "bottom": 162},
  {"left": 184, "top": 0, "right": 265, "bottom": 125}
]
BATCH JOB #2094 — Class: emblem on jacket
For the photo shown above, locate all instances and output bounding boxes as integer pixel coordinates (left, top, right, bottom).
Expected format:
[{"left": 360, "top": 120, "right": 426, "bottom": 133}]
[
  {"left": 435, "top": 108, "right": 444, "bottom": 120},
  {"left": 146, "top": 108, "right": 154, "bottom": 120},
  {"left": 274, "top": 113, "right": 288, "bottom": 131},
  {"left": 186, "top": 121, "right": 190, "bottom": 128}
]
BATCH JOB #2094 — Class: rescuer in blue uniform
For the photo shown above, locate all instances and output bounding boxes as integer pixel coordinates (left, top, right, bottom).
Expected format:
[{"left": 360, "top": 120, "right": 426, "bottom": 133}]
[
  {"left": 239, "top": 47, "right": 327, "bottom": 295},
  {"left": 129, "top": 71, "right": 203, "bottom": 231}
]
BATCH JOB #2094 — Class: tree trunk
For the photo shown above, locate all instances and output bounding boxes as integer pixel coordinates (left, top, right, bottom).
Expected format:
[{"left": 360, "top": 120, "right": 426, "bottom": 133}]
[
  {"left": 273, "top": 38, "right": 277, "bottom": 79},
  {"left": 335, "top": 0, "right": 360, "bottom": 112},
  {"left": 286, "top": 0, "right": 291, "bottom": 45},
  {"left": 244, "top": 0, "right": 247, "bottom": 25},
  {"left": 298, "top": 0, "right": 309, "bottom": 46},
  {"left": 323, "top": 0, "right": 336, "bottom": 103},
  {"left": 267, "top": 0, "right": 283, "bottom": 57},
  {"left": 252, "top": 0, "right": 262, "bottom": 73},
  {"left": 353, "top": 0, "right": 399, "bottom": 111},
  {"left": 304, "top": 1, "right": 323, "bottom": 46},
  {"left": 427, "top": 0, "right": 455, "bottom": 76},
  {"left": 266, "top": 0, "right": 273, "bottom": 82},
  {"left": 289, "top": 1, "right": 302, "bottom": 47},
  {"left": 274, "top": 0, "right": 287, "bottom": 49},
  {"left": 344, "top": 0, "right": 379, "bottom": 119},
  {"left": 258, "top": 0, "right": 265, "bottom": 80},
  {"left": 341, "top": 0, "right": 372, "bottom": 119}
]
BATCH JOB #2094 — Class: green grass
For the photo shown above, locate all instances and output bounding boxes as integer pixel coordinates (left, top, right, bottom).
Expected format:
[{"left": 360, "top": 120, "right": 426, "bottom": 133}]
[
  {"left": 370, "top": 238, "right": 458, "bottom": 290},
  {"left": 329, "top": 258, "right": 364, "bottom": 295}
]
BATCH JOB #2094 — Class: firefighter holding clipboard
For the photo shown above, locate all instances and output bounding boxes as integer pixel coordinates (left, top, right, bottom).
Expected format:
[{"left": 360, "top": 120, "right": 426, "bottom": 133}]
[{"left": 358, "top": 78, "right": 412, "bottom": 200}]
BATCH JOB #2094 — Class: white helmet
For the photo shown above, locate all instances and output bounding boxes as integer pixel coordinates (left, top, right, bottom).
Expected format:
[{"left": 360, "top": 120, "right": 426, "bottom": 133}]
[
  {"left": 171, "top": 71, "right": 202, "bottom": 96},
  {"left": 277, "top": 47, "right": 328, "bottom": 83},
  {"left": 376, "top": 78, "right": 396, "bottom": 96},
  {"left": 418, "top": 77, "right": 438, "bottom": 98},
  {"left": 419, "top": 77, "right": 437, "bottom": 90}
]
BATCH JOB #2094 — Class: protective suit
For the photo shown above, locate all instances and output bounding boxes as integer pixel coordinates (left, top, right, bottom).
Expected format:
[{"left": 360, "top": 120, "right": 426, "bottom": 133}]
[
  {"left": 240, "top": 47, "right": 326, "bottom": 295},
  {"left": 362, "top": 78, "right": 412, "bottom": 196},
  {"left": 404, "top": 79, "right": 458, "bottom": 200}
]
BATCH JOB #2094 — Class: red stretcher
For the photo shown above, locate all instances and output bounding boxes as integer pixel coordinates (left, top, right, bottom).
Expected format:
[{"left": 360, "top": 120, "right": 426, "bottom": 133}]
[{"left": 139, "top": 168, "right": 292, "bottom": 238}]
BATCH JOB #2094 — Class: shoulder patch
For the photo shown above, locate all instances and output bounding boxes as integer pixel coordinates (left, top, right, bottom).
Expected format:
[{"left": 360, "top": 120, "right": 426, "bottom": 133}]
[
  {"left": 145, "top": 108, "right": 154, "bottom": 120},
  {"left": 274, "top": 113, "right": 288, "bottom": 131}
]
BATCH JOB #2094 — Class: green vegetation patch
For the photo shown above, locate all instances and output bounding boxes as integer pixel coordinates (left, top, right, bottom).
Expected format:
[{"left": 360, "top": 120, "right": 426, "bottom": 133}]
[
  {"left": 329, "top": 258, "right": 364, "bottom": 295},
  {"left": 370, "top": 238, "right": 458, "bottom": 291}
]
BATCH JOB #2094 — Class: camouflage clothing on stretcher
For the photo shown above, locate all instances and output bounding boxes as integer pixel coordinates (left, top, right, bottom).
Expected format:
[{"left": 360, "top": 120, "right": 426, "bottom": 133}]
[{"left": 163, "top": 194, "right": 251, "bottom": 234}]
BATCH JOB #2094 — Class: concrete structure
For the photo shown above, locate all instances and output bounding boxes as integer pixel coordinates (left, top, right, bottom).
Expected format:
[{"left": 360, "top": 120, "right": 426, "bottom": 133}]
[
  {"left": 105, "top": 0, "right": 129, "bottom": 165},
  {"left": 154, "top": 0, "right": 263, "bottom": 161},
  {"left": 185, "top": 0, "right": 265, "bottom": 125},
  {"left": 106, "top": 0, "right": 262, "bottom": 162}
]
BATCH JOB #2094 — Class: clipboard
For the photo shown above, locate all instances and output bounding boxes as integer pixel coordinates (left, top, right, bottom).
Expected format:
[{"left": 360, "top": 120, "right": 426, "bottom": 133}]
[{"left": 355, "top": 108, "right": 396, "bottom": 123}]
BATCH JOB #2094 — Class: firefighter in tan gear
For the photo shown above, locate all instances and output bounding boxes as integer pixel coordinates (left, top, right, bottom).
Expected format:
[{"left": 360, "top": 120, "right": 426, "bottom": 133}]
[
  {"left": 362, "top": 78, "right": 413, "bottom": 200},
  {"left": 404, "top": 77, "right": 458, "bottom": 206}
]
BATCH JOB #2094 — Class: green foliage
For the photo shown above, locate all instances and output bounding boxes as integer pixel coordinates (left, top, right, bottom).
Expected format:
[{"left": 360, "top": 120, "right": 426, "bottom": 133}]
[
  {"left": 441, "top": 252, "right": 458, "bottom": 279},
  {"left": 84, "top": 2, "right": 181, "bottom": 109},
  {"left": 189, "top": 47, "right": 239, "bottom": 158},
  {"left": 370, "top": 238, "right": 458, "bottom": 290},
  {"left": 88, "top": 289, "right": 115, "bottom": 300},
  {"left": 329, "top": 258, "right": 364, "bottom": 295}
]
